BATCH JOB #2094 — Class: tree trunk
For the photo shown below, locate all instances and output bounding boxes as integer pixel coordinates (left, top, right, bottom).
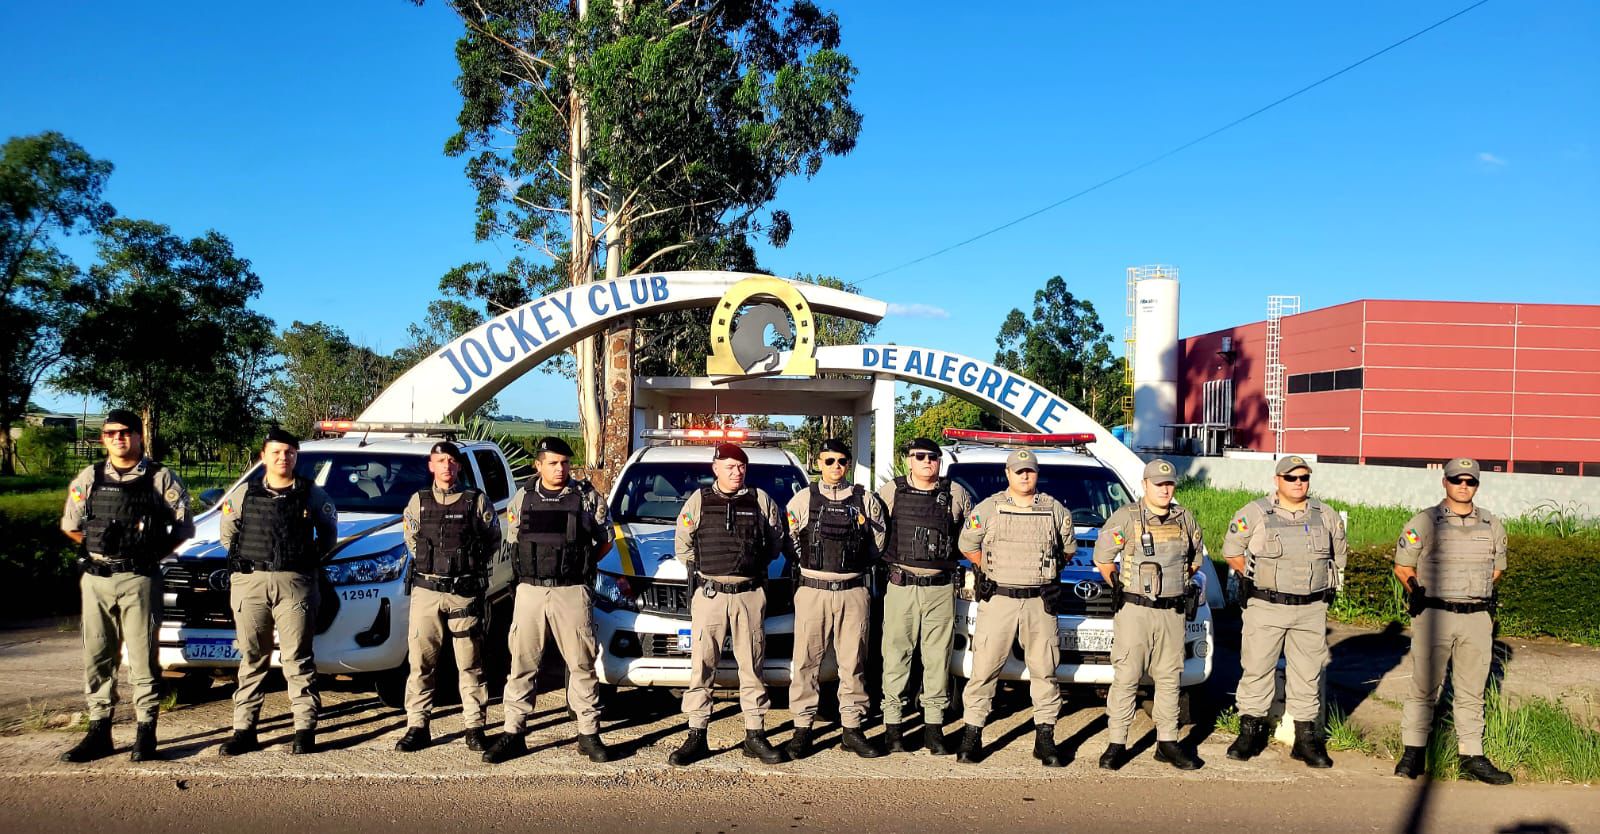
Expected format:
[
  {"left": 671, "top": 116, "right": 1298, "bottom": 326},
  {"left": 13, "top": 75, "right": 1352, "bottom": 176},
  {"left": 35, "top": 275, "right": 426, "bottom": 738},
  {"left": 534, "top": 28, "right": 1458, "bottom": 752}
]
[
  {"left": 569, "top": 0, "right": 604, "bottom": 475},
  {"left": 0, "top": 422, "right": 16, "bottom": 476}
]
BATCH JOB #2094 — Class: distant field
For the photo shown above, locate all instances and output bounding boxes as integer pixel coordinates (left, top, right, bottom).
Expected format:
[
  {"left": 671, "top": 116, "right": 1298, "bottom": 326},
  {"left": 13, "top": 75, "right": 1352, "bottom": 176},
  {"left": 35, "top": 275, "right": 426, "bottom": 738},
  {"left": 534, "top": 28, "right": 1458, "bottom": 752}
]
[{"left": 488, "top": 421, "right": 581, "bottom": 437}]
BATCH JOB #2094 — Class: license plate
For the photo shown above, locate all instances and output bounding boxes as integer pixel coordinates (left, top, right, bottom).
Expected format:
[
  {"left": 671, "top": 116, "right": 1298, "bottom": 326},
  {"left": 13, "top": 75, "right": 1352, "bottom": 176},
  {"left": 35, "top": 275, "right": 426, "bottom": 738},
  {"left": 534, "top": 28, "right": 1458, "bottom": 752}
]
[
  {"left": 1060, "top": 627, "right": 1113, "bottom": 653},
  {"left": 677, "top": 629, "right": 692, "bottom": 651},
  {"left": 183, "top": 637, "right": 241, "bottom": 661}
]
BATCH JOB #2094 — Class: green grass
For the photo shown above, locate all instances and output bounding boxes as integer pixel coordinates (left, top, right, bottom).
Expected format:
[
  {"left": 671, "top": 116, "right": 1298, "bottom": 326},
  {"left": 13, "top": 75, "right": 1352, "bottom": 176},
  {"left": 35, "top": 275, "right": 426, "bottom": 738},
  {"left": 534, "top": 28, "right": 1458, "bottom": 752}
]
[
  {"left": 1326, "top": 703, "right": 1376, "bottom": 754},
  {"left": 1174, "top": 480, "right": 1414, "bottom": 556},
  {"left": 1378, "top": 683, "right": 1600, "bottom": 783},
  {"left": 1214, "top": 706, "right": 1241, "bottom": 735}
]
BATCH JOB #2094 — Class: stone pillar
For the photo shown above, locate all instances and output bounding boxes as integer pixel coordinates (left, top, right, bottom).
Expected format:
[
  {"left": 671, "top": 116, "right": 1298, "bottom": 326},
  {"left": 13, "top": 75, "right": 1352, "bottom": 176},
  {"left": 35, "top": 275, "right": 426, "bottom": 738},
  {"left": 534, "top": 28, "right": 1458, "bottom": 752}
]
[{"left": 597, "top": 320, "right": 635, "bottom": 494}]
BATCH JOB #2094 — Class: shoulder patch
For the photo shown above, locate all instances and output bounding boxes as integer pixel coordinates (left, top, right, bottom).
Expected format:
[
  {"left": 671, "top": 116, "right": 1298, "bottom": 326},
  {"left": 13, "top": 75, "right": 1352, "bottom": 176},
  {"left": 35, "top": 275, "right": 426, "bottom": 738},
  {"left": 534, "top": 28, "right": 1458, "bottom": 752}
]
[
  {"left": 679, "top": 511, "right": 695, "bottom": 529},
  {"left": 786, "top": 509, "right": 800, "bottom": 529},
  {"left": 1110, "top": 530, "right": 1126, "bottom": 547},
  {"left": 967, "top": 512, "right": 982, "bottom": 530},
  {"left": 322, "top": 503, "right": 338, "bottom": 520},
  {"left": 1229, "top": 516, "right": 1248, "bottom": 534},
  {"left": 165, "top": 487, "right": 181, "bottom": 504},
  {"left": 70, "top": 485, "right": 86, "bottom": 503},
  {"left": 1404, "top": 528, "right": 1420, "bottom": 545}
]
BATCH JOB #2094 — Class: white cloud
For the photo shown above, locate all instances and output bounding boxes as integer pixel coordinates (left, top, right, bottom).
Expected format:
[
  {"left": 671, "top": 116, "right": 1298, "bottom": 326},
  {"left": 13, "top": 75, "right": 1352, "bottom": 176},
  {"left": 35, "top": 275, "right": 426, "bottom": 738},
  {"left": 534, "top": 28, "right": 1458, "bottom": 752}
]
[
  {"left": 1477, "top": 152, "right": 1507, "bottom": 167},
  {"left": 887, "top": 302, "right": 951, "bottom": 319}
]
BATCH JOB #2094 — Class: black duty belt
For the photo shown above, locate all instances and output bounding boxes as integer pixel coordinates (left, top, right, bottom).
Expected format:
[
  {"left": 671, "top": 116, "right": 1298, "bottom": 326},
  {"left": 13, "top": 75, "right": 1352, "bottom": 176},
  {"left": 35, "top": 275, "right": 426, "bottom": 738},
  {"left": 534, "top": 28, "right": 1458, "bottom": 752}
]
[
  {"left": 799, "top": 575, "right": 868, "bottom": 592},
  {"left": 1422, "top": 597, "right": 1493, "bottom": 614},
  {"left": 414, "top": 572, "right": 472, "bottom": 593},
  {"left": 1122, "top": 594, "right": 1185, "bottom": 610},
  {"left": 80, "top": 558, "right": 153, "bottom": 578},
  {"left": 1249, "top": 588, "right": 1328, "bottom": 606},
  {"left": 887, "top": 567, "right": 952, "bottom": 587},
  {"left": 991, "top": 584, "right": 1046, "bottom": 599},
  {"left": 518, "top": 576, "right": 583, "bottom": 588},
  {"left": 699, "top": 577, "right": 763, "bottom": 596}
]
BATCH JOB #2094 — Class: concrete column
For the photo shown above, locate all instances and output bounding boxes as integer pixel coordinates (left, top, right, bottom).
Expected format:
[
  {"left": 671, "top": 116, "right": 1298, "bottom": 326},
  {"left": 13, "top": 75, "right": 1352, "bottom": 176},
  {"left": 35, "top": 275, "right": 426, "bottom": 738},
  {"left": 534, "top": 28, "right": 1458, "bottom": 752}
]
[{"left": 869, "top": 374, "right": 897, "bottom": 489}]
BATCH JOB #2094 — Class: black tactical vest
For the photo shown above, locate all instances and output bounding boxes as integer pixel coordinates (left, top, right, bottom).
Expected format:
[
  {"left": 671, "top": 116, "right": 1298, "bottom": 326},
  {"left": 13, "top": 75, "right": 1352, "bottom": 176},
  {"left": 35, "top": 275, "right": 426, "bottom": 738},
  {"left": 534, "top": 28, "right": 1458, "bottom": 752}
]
[
  {"left": 515, "top": 485, "right": 592, "bottom": 582},
  {"left": 415, "top": 488, "right": 488, "bottom": 577},
  {"left": 231, "top": 477, "right": 319, "bottom": 573},
  {"left": 82, "top": 462, "right": 170, "bottom": 562},
  {"left": 692, "top": 488, "right": 768, "bottom": 578},
  {"left": 799, "top": 484, "right": 871, "bottom": 573},
  {"left": 887, "top": 477, "right": 958, "bottom": 571}
]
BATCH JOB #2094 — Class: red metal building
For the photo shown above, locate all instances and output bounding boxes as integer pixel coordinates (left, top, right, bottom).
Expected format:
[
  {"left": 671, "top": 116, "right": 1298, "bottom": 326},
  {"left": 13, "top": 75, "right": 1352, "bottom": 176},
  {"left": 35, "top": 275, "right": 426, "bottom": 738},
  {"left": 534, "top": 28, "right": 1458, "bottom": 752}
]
[{"left": 1178, "top": 300, "right": 1600, "bottom": 475}]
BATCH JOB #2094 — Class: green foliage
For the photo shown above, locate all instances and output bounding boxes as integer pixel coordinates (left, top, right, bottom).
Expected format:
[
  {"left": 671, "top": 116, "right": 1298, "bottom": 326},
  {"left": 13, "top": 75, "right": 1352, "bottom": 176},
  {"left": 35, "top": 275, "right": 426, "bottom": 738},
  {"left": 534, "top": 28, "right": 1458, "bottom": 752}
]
[
  {"left": 14, "top": 424, "right": 74, "bottom": 475},
  {"left": 270, "top": 321, "right": 399, "bottom": 438},
  {"left": 1496, "top": 533, "right": 1600, "bottom": 644},
  {"left": 893, "top": 389, "right": 999, "bottom": 453},
  {"left": 0, "top": 488, "right": 78, "bottom": 617},
  {"left": 1415, "top": 681, "right": 1600, "bottom": 783},
  {"left": 1214, "top": 706, "right": 1241, "bottom": 735},
  {"left": 1325, "top": 702, "right": 1376, "bottom": 754},
  {"left": 1507, "top": 500, "right": 1600, "bottom": 540},
  {"left": 994, "top": 276, "right": 1125, "bottom": 427}
]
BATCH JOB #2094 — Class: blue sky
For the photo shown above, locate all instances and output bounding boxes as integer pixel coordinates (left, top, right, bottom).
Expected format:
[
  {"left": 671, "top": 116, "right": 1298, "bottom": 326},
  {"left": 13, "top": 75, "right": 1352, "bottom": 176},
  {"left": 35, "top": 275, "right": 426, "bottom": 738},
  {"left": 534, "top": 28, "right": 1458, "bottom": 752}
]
[{"left": 6, "top": 1, "right": 1596, "bottom": 420}]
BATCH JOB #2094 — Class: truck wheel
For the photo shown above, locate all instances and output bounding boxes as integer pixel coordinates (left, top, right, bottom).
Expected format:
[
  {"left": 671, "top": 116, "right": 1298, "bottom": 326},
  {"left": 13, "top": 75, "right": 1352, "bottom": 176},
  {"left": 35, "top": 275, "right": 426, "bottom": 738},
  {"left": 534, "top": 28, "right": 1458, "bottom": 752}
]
[
  {"left": 170, "top": 673, "right": 217, "bottom": 705},
  {"left": 1179, "top": 685, "right": 1212, "bottom": 727},
  {"left": 374, "top": 665, "right": 409, "bottom": 710}
]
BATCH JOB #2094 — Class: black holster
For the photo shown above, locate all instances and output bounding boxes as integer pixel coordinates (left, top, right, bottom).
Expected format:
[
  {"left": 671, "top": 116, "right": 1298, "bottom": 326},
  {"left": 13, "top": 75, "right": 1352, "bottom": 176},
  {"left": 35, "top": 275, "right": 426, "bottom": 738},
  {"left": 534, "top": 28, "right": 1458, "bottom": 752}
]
[
  {"left": 1183, "top": 580, "right": 1201, "bottom": 621},
  {"left": 1236, "top": 572, "right": 1254, "bottom": 609},
  {"left": 1407, "top": 579, "right": 1427, "bottom": 618},
  {"left": 974, "top": 569, "right": 997, "bottom": 603},
  {"left": 1040, "top": 581, "right": 1065, "bottom": 615},
  {"left": 1110, "top": 572, "right": 1125, "bottom": 613}
]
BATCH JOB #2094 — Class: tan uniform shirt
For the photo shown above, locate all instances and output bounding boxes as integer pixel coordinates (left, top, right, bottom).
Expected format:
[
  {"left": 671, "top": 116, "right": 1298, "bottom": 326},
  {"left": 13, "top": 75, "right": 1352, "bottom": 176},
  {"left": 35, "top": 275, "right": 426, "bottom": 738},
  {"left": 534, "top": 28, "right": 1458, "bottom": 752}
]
[
  {"left": 217, "top": 478, "right": 339, "bottom": 559},
  {"left": 61, "top": 459, "right": 195, "bottom": 558},
  {"left": 402, "top": 484, "right": 500, "bottom": 566},
  {"left": 876, "top": 477, "right": 973, "bottom": 576},
  {"left": 675, "top": 486, "right": 788, "bottom": 583},
  {"left": 786, "top": 480, "right": 888, "bottom": 580},
  {"left": 1395, "top": 501, "right": 1507, "bottom": 571},
  {"left": 1092, "top": 501, "right": 1205, "bottom": 572},
  {"left": 1222, "top": 496, "right": 1349, "bottom": 582},
  {"left": 958, "top": 491, "right": 1074, "bottom": 582},
  {"left": 503, "top": 479, "right": 612, "bottom": 553}
]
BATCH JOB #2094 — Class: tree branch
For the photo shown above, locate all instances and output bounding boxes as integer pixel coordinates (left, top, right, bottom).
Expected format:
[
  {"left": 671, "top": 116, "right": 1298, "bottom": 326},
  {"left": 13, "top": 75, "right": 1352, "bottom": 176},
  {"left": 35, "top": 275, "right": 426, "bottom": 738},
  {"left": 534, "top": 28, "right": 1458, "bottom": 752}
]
[{"left": 627, "top": 242, "right": 692, "bottom": 275}]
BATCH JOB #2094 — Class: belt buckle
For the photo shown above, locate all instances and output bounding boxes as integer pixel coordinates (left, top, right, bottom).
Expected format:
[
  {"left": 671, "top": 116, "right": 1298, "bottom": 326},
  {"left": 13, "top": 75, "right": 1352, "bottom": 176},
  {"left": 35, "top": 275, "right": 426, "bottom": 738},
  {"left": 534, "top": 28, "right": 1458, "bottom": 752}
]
[{"left": 702, "top": 583, "right": 719, "bottom": 599}]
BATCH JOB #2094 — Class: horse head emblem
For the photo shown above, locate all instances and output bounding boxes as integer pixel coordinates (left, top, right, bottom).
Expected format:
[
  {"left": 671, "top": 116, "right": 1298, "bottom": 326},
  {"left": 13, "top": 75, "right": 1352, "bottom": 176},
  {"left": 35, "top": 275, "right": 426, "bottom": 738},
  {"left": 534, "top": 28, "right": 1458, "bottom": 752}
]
[{"left": 706, "top": 276, "right": 818, "bottom": 378}]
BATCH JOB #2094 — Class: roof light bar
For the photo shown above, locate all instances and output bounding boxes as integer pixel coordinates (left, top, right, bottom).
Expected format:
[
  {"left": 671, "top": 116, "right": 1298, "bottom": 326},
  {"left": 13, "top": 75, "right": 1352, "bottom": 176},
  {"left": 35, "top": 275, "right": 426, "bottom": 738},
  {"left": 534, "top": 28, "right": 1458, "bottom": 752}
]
[
  {"left": 640, "top": 428, "right": 792, "bottom": 444},
  {"left": 315, "top": 420, "right": 464, "bottom": 436},
  {"left": 942, "top": 428, "right": 1098, "bottom": 447}
]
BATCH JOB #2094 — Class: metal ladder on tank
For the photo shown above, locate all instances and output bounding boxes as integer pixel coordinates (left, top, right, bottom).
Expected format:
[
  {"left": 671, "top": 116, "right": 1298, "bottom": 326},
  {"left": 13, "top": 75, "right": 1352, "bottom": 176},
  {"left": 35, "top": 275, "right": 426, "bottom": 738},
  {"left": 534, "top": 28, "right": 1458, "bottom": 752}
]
[{"left": 1265, "top": 295, "right": 1300, "bottom": 456}]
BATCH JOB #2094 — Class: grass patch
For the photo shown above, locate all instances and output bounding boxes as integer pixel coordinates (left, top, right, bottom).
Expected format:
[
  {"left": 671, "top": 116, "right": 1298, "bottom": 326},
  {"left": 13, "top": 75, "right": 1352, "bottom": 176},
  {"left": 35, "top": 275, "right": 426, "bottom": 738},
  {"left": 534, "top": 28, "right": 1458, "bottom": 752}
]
[
  {"left": 1387, "top": 683, "right": 1600, "bottom": 783},
  {"left": 1, "top": 701, "right": 86, "bottom": 735},
  {"left": 1214, "top": 706, "right": 1241, "bottom": 735},
  {"left": 1175, "top": 480, "right": 1414, "bottom": 555},
  {"left": 1326, "top": 703, "right": 1375, "bottom": 754}
]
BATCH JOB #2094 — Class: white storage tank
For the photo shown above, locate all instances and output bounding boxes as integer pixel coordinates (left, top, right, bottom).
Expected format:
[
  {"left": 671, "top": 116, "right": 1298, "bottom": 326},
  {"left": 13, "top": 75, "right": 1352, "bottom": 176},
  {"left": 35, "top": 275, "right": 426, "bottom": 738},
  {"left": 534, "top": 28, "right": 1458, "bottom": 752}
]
[{"left": 1131, "top": 266, "right": 1179, "bottom": 451}]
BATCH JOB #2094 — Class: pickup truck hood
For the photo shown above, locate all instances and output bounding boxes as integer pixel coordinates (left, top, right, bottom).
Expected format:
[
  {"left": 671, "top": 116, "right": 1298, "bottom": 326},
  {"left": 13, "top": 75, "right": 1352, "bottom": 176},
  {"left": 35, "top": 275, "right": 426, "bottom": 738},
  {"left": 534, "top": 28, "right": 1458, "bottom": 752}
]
[
  {"left": 172, "top": 506, "right": 405, "bottom": 562},
  {"left": 599, "top": 522, "right": 789, "bottom": 581}
]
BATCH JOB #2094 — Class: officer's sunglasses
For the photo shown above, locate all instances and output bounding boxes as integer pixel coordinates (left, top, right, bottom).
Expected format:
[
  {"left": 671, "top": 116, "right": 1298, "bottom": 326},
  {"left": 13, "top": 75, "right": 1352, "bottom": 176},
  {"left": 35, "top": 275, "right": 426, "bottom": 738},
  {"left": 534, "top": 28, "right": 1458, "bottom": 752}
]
[
  {"left": 908, "top": 452, "right": 940, "bottom": 462},
  {"left": 819, "top": 456, "right": 849, "bottom": 467},
  {"left": 1447, "top": 476, "right": 1480, "bottom": 487},
  {"left": 101, "top": 429, "right": 135, "bottom": 439},
  {"left": 1278, "top": 474, "right": 1311, "bottom": 483}
]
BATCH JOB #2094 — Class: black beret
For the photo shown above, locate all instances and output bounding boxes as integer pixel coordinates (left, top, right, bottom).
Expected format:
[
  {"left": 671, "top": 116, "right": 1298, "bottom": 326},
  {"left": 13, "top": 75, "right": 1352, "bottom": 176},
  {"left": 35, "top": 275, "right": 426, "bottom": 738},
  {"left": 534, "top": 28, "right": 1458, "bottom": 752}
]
[
  {"left": 905, "top": 437, "right": 941, "bottom": 455},
  {"left": 536, "top": 436, "right": 575, "bottom": 457},
  {"left": 712, "top": 442, "right": 748, "bottom": 464},
  {"left": 819, "top": 438, "right": 852, "bottom": 458},
  {"left": 429, "top": 441, "right": 461, "bottom": 458},
  {"left": 103, "top": 408, "right": 143, "bottom": 434},
  {"left": 263, "top": 427, "right": 300, "bottom": 449}
]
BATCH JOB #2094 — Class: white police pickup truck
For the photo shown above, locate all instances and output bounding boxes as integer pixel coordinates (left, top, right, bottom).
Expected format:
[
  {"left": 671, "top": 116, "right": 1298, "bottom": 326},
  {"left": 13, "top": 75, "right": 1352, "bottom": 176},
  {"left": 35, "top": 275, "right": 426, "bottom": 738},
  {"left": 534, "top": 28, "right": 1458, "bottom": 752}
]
[
  {"left": 156, "top": 422, "right": 519, "bottom": 706},
  {"left": 591, "top": 428, "right": 830, "bottom": 690},
  {"left": 943, "top": 430, "right": 1221, "bottom": 721}
]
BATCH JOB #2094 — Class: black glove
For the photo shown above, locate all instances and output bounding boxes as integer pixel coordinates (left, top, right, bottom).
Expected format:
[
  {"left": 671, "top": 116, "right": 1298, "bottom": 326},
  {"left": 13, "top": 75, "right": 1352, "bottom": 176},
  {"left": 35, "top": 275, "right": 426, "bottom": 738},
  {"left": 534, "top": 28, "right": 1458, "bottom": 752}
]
[
  {"left": 1406, "top": 579, "right": 1427, "bottom": 618},
  {"left": 1236, "top": 572, "right": 1254, "bottom": 609},
  {"left": 1040, "top": 581, "right": 1065, "bottom": 615}
]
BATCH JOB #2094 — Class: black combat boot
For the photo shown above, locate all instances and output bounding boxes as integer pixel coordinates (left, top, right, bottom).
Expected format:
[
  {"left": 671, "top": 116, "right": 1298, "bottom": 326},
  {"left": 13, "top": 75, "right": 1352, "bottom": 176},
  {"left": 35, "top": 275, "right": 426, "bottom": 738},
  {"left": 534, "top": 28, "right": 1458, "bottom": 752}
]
[
  {"left": 1226, "top": 715, "right": 1267, "bottom": 761},
  {"left": 576, "top": 733, "right": 612, "bottom": 763},
  {"left": 291, "top": 729, "right": 317, "bottom": 755},
  {"left": 60, "top": 718, "right": 114, "bottom": 763},
  {"left": 742, "top": 729, "right": 788, "bottom": 764},
  {"left": 1394, "top": 745, "right": 1425, "bottom": 779},
  {"left": 482, "top": 732, "right": 527, "bottom": 764},
  {"left": 1459, "top": 755, "right": 1513, "bottom": 785},
  {"left": 1290, "top": 721, "right": 1332, "bottom": 769},
  {"left": 668, "top": 728, "right": 709, "bottom": 766},
  {"left": 840, "top": 727, "right": 883, "bottom": 759},
  {"left": 1154, "top": 740, "right": 1201, "bottom": 771},
  {"left": 1098, "top": 743, "right": 1127, "bottom": 770},
  {"left": 1032, "top": 724, "right": 1064, "bottom": 767},
  {"left": 923, "top": 723, "right": 952, "bottom": 756},
  {"left": 394, "top": 726, "right": 431, "bottom": 753},
  {"left": 129, "top": 721, "right": 158, "bottom": 762},
  {"left": 785, "top": 726, "right": 814, "bottom": 760},
  {"left": 218, "top": 728, "right": 259, "bottom": 757},
  {"left": 954, "top": 724, "right": 984, "bottom": 764},
  {"left": 463, "top": 727, "right": 489, "bottom": 752},
  {"left": 883, "top": 723, "right": 909, "bottom": 753}
]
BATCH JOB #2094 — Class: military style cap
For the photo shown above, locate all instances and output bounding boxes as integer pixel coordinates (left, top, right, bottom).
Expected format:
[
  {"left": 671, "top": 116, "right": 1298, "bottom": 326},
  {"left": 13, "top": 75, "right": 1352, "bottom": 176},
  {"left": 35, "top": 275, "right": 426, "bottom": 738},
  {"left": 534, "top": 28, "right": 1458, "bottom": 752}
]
[
  {"left": 905, "top": 437, "right": 941, "bottom": 456},
  {"left": 1005, "top": 448, "right": 1038, "bottom": 473},
  {"left": 1443, "top": 458, "right": 1481, "bottom": 479},
  {"left": 103, "top": 408, "right": 143, "bottom": 434},
  {"left": 1274, "top": 455, "right": 1312, "bottom": 476},
  {"left": 712, "top": 442, "right": 748, "bottom": 464},
  {"left": 1143, "top": 458, "right": 1178, "bottom": 485},
  {"left": 429, "top": 440, "right": 461, "bottom": 458},
  {"left": 535, "top": 436, "right": 574, "bottom": 457},
  {"left": 819, "top": 438, "right": 851, "bottom": 459},
  {"left": 263, "top": 427, "right": 300, "bottom": 449}
]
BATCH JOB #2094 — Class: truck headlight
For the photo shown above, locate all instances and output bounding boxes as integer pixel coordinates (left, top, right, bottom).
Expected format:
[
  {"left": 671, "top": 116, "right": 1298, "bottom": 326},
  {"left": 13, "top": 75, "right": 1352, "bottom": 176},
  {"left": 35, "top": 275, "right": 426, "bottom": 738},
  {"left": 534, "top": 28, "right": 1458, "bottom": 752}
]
[
  {"left": 594, "top": 572, "right": 639, "bottom": 612},
  {"left": 325, "top": 544, "right": 409, "bottom": 586}
]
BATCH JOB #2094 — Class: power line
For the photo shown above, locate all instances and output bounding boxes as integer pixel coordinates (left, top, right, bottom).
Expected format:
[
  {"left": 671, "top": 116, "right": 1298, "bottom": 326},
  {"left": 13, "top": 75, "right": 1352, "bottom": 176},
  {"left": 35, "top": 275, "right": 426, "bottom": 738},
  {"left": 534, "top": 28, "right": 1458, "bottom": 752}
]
[{"left": 858, "top": 0, "right": 1494, "bottom": 285}]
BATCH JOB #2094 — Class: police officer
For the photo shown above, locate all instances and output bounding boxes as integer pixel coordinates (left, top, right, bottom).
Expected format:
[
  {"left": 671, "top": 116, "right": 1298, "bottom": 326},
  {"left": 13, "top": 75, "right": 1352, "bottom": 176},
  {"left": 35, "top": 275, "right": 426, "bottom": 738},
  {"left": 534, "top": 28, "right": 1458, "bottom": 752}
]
[
  {"left": 954, "top": 448, "right": 1073, "bottom": 767},
  {"left": 1093, "top": 459, "right": 1205, "bottom": 771},
  {"left": 668, "top": 442, "right": 790, "bottom": 766},
  {"left": 784, "top": 438, "right": 887, "bottom": 760},
  {"left": 217, "top": 428, "right": 339, "bottom": 756},
  {"left": 58, "top": 408, "right": 193, "bottom": 763},
  {"left": 1392, "top": 458, "right": 1513, "bottom": 785},
  {"left": 1223, "top": 455, "right": 1347, "bottom": 768},
  {"left": 394, "top": 441, "right": 498, "bottom": 754},
  {"left": 484, "top": 436, "right": 614, "bottom": 764},
  {"left": 878, "top": 437, "right": 971, "bottom": 756}
]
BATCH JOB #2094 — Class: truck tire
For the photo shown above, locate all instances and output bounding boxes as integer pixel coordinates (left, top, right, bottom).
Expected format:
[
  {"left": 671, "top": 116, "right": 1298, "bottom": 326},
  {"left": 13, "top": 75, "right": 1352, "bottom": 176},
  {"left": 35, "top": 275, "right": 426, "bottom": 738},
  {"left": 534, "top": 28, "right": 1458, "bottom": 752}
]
[{"left": 374, "top": 664, "right": 408, "bottom": 710}]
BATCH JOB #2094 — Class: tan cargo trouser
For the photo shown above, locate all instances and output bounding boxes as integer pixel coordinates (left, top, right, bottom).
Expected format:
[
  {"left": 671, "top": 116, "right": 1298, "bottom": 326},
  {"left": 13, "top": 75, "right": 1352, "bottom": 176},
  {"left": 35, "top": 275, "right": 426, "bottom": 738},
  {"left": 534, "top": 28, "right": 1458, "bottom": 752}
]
[
  {"left": 961, "top": 593, "right": 1061, "bottom": 727},
  {"left": 1237, "top": 598, "right": 1328, "bottom": 723},
  {"left": 502, "top": 583, "right": 602, "bottom": 735},
  {"left": 880, "top": 580, "right": 956, "bottom": 726},
  {"left": 1403, "top": 608, "right": 1495, "bottom": 755},
  {"left": 231, "top": 570, "right": 320, "bottom": 731},
  {"left": 404, "top": 585, "right": 488, "bottom": 729},
  {"left": 789, "top": 585, "right": 871, "bottom": 729},
  {"left": 1106, "top": 603, "right": 1185, "bottom": 743},
  {"left": 682, "top": 585, "right": 768, "bottom": 731},
  {"left": 80, "top": 571, "right": 160, "bottom": 723}
]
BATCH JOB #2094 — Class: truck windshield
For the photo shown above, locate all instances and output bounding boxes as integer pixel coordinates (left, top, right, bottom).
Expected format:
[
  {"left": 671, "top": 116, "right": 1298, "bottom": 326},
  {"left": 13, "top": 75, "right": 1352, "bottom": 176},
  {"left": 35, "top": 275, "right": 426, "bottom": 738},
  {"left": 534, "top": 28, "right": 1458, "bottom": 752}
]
[
  {"left": 235, "top": 452, "right": 444, "bottom": 515},
  {"left": 946, "top": 462, "right": 1132, "bottom": 528},
  {"left": 610, "top": 462, "right": 808, "bottom": 524}
]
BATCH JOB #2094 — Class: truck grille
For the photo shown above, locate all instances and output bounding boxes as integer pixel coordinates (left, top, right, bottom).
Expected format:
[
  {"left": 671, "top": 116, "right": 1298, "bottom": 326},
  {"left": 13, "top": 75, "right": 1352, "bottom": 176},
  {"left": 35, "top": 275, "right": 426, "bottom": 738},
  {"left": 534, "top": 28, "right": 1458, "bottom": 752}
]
[
  {"left": 639, "top": 582, "right": 689, "bottom": 615},
  {"left": 1051, "top": 590, "right": 1117, "bottom": 618},
  {"left": 161, "top": 560, "right": 235, "bottom": 629},
  {"left": 632, "top": 632, "right": 796, "bottom": 660}
]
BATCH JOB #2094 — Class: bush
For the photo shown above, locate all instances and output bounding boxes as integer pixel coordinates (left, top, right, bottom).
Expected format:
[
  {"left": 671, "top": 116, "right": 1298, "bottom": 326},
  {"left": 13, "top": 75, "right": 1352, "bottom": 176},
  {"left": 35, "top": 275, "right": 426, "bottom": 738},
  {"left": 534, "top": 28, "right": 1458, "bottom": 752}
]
[
  {"left": 15, "top": 425, "right": 75, "bottom": 475},
  {"left": 0, "top": 490, "right": 80, "bottom": 618}
]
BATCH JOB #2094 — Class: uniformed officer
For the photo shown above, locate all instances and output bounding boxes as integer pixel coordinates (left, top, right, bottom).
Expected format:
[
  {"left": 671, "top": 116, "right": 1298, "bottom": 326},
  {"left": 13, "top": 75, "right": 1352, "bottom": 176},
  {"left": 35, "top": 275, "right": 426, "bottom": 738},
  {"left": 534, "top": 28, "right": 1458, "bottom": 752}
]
[
  {"left": 878, "top": 437, "right": 972, "bottom": 756},
  {"left": 668, "top": 442, "right": 790, "bottom": 766},
  {"left": 394, "top": 441, "right": 499, "bottom": 754},
  {"left": 1223, "top": 455, "right": 1347, "bottom": 768},
  {"left": 58, "top": 408, "right": 193, "bottom": 763},
  {"left": 784, "top": 438, "right": 887, "bottom": 760},
  {"left": 1093, "top": 459, "right": 1205, "bottom": 771},
  {"left": 1392, "top": 458, "right": 1513, "bottom": 785},
  {"left": 953, "top": 448, "right": 1073, "bottom": 767},
  {"left": 217, "top": 428, "right": 339, "bottom": 756},
  {"left": 484, "top": 436, "right": 615, "bottom": 764}
]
